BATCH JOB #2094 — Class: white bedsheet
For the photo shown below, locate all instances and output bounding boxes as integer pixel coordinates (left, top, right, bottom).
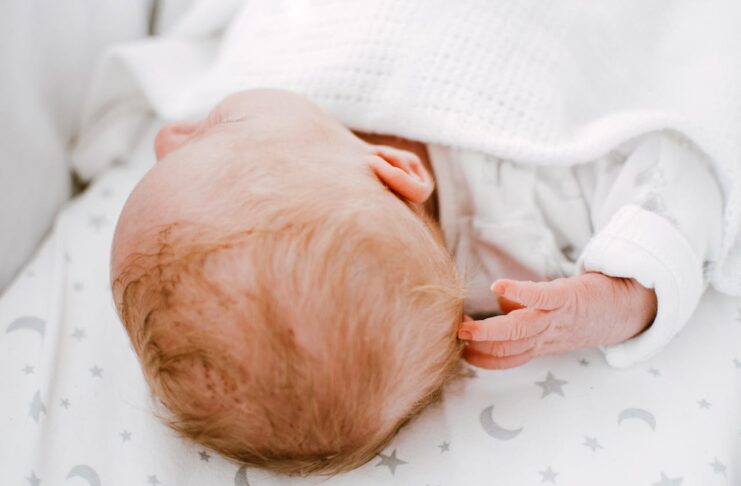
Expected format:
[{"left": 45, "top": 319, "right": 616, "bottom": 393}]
[{"left": 2, "top": 125, "right": 740, "bottom": 485}]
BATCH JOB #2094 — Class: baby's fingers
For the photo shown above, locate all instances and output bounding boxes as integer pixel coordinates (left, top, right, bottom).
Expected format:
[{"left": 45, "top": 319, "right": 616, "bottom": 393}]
[
  {"left": 466, "top": 333, "right": 541, "bottom": 358},
  {"left": 458, "top": 308, "right": 550, "bottom": 341},
  {"left": 498, "top": 295, "right": 525, "bottom": 314},
  {"left": 463, "top": 346, "right": 536, "bottom": 370},
  {"left": 492, "top": 279, "right": 570, "bottom": 311}
]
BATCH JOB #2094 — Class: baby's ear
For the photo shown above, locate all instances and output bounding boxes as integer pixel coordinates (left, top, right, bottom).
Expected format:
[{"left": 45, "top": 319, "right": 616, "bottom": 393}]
[
  {"left": 367, "top": 145, "right": 434, "bottom": 203},
  {"left": 154, "top": 121, "right": 199, "bottom": 160}
]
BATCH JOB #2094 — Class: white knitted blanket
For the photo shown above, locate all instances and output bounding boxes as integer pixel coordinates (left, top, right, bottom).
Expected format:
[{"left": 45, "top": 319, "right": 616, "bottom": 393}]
[{"left": 75, "top": 0, "right": 741, "bottom": 294}]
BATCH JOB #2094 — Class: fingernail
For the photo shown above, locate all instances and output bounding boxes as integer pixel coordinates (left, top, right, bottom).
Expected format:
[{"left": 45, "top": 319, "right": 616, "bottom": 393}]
[
  {"left": 459, "top": 330, "right": 472, "bottom": 340},
  {"left": 491, "top": 281, "right": 506, "bottom": 294}
]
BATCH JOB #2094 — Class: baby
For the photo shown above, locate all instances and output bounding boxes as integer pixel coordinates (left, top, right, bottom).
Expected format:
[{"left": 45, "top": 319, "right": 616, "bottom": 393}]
[{"left": 111, "top": 89, "right": 721, "bottom": 474}]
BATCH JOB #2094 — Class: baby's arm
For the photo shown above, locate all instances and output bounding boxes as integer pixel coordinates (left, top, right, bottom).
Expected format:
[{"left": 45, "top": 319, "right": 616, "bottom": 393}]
[{"left": 459, "top": 133, "right": 724, "bottom": 369}]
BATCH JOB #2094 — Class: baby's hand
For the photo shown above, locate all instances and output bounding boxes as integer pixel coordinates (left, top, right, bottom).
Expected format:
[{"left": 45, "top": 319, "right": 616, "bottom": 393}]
[{"left": 458, "top": 273, "right": 657, "bottom": 369}]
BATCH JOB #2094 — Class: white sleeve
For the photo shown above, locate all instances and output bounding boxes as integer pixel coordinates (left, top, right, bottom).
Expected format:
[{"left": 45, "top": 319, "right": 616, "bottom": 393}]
[{"left": 576, "top": 133, "right": 723, "bottom": 368}]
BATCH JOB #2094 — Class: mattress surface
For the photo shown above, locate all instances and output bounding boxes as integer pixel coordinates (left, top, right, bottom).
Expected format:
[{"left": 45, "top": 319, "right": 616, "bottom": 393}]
[{"left": 1, "top": 137, "right": 739, "bottom": 486}]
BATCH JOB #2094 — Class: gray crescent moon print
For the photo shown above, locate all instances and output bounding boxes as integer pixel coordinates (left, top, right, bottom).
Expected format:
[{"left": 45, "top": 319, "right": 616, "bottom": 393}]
[
  {"left": 617, "top": 408, "right": 656, "bottom": 430},
  {"left": 66, "top": 465, "right": 102, "bottom": 486},
  {"left": 479, "top": 405, "right": 523, "bottom": 440},
  {"left": 6, "top": 316, "right": 46, "bottom": 338}
]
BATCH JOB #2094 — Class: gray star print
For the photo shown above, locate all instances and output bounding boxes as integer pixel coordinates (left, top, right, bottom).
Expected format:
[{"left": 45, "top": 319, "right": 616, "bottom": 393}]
[
  {"left": 535, "top": 372, "right": 568, "bottom": 398},
  {"left": 709, "top": 458, "right": 726, "bottom": 476},
  {"left": 376, "top": 449, "right": 407, "bottom": 475},
  {"left": 698, "top": 399, "right": 712, "bottom": 410},
  {"left": 22, "top": 364, "right": 34, "bottom": 375},
  {"left": 72, "top": 328, "right": 87, "bottom": 341},
  {"left": 733, "top": 358, "right": 741, "bottom": 369},
  {"left": 121, "top": 430, "right": 132, "bottom": 442},
  {"left": 438, "top": 441, "right": 450, "bottom": 453},
  {"left": 147, "top": 474, "right": 160, "bottom": 485},
  {"left": 582, "top": 436, "right": 603, "bottom": 452},
  {"left": 199, "top": 451, "right": 211, "bottom": 462},
  {"left": 648, "top": 368, "right": 661, "bottom": 376},
  {"left": 463, "top": 367, "right": 478, "bottom": 379},
  {"left": 652, "top": 472, "right": 683, "bottom": 486},
  {"left": 27, "top": 471, "right": 41, "bottom": 486},
  {"left": 538, "top": 466, "right": 558, "bottom": 483},
  {"left": 29, "top": 391, "right": 47, "bottom": 423},
  {"left": 60, "top": 399, "right": 70, "bottom": 409},
  {"left": 578, "top": 358, "right": 589, "bottom": 367},
  {"left": 89, "top": 365, "right": 103, "bottom": 378}
]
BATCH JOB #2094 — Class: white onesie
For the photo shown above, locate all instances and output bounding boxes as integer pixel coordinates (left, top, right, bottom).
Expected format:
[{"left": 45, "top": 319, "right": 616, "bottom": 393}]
[{"left": 428, "top": 132, "right": 723, "bottom": 368}]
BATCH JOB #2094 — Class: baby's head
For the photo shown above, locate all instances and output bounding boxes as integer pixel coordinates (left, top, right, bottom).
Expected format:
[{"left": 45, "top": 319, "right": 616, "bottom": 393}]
[{"left": 111, "top": 89, "right": 464, "bottom": 474}]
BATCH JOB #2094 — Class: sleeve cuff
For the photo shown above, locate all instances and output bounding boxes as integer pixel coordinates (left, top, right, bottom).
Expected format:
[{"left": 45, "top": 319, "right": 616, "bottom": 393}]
[{"left": 576, "top": 204, "right": 704, "bottom": 368}]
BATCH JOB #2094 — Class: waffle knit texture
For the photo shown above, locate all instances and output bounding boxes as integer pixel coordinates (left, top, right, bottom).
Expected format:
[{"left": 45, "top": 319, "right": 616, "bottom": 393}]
[{"left": 75, "top": 0, "right": 741, "bottom": 294}]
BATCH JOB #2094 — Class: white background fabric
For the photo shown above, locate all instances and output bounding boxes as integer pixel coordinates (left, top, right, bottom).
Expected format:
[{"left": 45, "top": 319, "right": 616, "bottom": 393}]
[
  {"left": 1, "top": 125, "right": 740, "bottom": 486},
  {"left": 0, "top": 0, "right": 151, "bottom": 290}
]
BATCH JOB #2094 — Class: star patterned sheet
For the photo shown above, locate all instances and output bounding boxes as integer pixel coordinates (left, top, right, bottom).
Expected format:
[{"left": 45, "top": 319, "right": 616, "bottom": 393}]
[{"left": 1, "top": 129, "right": 740, "bottom": 486}]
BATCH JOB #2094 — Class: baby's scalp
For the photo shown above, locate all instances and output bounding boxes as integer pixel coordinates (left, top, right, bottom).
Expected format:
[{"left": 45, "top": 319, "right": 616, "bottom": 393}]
[{"left": 111, "top": 90, "right": 465, "bottom": 474}]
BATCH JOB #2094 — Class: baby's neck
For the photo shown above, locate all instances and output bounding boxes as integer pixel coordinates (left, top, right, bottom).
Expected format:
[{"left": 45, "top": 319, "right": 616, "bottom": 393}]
[{"left": 353, "top": 131, "right": 439, "bottom": 221}]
